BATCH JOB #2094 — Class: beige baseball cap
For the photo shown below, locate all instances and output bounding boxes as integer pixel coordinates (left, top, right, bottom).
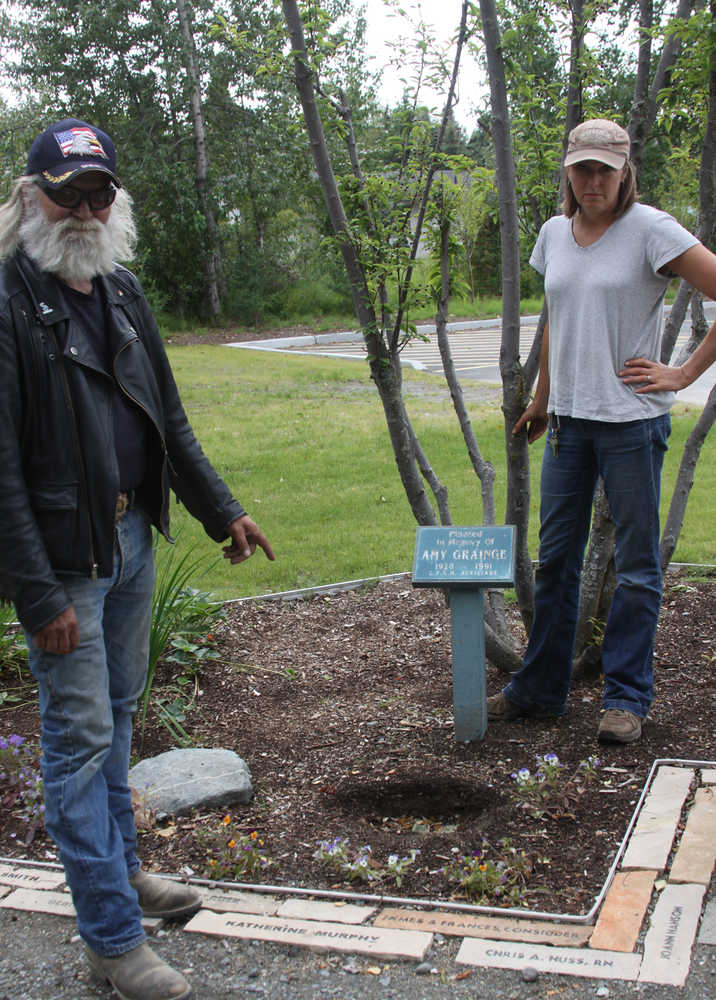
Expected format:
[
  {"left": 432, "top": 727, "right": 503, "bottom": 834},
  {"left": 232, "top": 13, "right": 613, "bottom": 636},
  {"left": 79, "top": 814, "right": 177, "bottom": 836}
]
[{"left": 564, "top": 119, "right": 630, "bottom": 169}]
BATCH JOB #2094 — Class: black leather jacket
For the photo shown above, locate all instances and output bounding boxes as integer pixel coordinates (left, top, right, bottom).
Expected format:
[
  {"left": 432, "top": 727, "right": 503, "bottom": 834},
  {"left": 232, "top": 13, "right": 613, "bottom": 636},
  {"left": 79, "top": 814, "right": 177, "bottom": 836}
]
[{"left": 0, "top": 252, "right": 245, "bottom": 635}]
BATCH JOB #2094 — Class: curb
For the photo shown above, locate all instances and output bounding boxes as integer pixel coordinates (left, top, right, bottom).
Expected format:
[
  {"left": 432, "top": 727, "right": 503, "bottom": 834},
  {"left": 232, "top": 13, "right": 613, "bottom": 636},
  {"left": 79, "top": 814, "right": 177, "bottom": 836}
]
[{"left": 220, "top": 562, "right": 715, "bottom": 606}]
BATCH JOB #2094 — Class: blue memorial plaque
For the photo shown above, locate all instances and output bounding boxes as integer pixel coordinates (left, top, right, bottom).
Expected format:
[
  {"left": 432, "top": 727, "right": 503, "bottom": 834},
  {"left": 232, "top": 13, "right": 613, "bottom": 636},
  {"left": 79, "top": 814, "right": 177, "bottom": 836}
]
[
  {"left": 411, "top": 525, "right": 516, "bottom": 742},
  {"left": 412, "top": 525, "right": 515, "bottom": 588}
]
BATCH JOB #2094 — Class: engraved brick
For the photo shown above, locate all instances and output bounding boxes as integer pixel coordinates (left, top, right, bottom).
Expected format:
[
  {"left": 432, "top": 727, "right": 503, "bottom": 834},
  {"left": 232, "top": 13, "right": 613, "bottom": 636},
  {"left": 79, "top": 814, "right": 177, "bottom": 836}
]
[
  {"left": 374, "top": 907, "right": 592, "bottom": 946},
  {"left": 198, "top": 887, "right": 279, "bottom": 915},
  {"left": 638, "top": 883, "right": 706, "bottom": 986},
  {"left": 0, "top": 888, "right": 76, "bottom": 917},
  {"left": 276, "top": 899, "right": 376, "bottom": 924},
  {"left": 589, "top": 870, "right": 657, "bottom": 952},
  {"left": 621, "top": 766, "right": 693, "bottom": 871},
  {"left": 669, "top": 787, "right": 716, "bottom": 885},
  {"left": 456, "top": 938, "right": 641, "bottom": 980},
  {"left": 184, "top": 909, "right": 432, "bottom": 960},
  {"left": 0, "top": 887, "right": 164, "bottom": 933},
  {"left": 0, "top": 864, "right": 65, "bottom": 892},
  {"left": 701, "top": 769, "right": 716, "bottom": 785}
]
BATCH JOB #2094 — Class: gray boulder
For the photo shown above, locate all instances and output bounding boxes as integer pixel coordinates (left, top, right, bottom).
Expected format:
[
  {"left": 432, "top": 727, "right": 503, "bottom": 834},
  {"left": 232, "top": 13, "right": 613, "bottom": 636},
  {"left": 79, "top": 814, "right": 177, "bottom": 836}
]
[{"left": 129, "top": 747, "right": 253, "bottom": 817}]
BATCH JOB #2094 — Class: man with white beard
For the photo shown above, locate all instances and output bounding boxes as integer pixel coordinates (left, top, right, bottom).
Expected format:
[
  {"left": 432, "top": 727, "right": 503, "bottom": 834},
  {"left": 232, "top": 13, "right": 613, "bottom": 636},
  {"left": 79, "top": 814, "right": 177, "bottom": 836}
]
[{"left": 0, "top": 119, "right": 275, "bottom": 1000}]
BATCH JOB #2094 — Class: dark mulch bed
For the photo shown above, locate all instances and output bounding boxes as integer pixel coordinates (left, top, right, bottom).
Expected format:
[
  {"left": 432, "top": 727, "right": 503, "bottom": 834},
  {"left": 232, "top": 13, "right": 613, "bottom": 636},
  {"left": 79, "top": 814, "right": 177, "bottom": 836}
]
[{"left": 3, "top": 569, "right": 714, "bottom": 917}]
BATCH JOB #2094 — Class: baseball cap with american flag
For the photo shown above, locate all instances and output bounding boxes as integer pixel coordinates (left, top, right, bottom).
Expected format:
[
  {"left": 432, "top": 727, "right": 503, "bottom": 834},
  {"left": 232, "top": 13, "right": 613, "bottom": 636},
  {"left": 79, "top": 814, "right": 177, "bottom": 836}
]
[{"left": 26, "top": 118, "right": 121, "bottom": 188}]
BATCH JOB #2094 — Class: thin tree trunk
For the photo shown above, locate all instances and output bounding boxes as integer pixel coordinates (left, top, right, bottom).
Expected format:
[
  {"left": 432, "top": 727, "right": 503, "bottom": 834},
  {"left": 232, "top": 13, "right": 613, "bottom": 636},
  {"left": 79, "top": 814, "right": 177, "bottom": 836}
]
[
  {"left": 478, "top": 0, "right": 534, "bottom": 631},
  {"left": 436, "top": 226, "right": 497, "bottom": 524},
  {"left": 674, "top": 292, "right": 709, "bottom": 366},
  {"left": 558, "top": 0, "right": 585, "bottom": 205},
  {"left": 628, "top": 0, "right": 654, "bottom": 172},
  {"left": 523, "top": 303, "right": 547, "bottom": 392},
  {"left": 661, "top": 280, "right": 695, "bottom": 363},
  {"left": 281, "top": 0, "right": 437, "bottom": 525},
  {"left": 573, "top": 484, "right": 615, "bottom": 662},
  {"left": 661, "top": 386, "right": 716, "bottom": 569},
  {"left": 391, "top": 1, "right": 469, "bottom": 350},
  {"left": 631, "top": 0, "right": 694, "bottom": 172},
  {"left": 409, "top": 424, "right": 452, "bottom": 525},
  {"left": 176, "top": 0, "right": 223, "bottom": 316},
  {"left": 436, "top": 220, "right": 513, "bottom": 650}
]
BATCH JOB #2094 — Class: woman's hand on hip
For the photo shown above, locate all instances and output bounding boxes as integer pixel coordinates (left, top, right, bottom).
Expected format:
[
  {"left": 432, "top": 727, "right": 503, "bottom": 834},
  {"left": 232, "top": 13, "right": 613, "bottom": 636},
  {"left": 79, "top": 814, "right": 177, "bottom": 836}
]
[{"left": 619, "top": 357, "right": 688, "bottom": 393}]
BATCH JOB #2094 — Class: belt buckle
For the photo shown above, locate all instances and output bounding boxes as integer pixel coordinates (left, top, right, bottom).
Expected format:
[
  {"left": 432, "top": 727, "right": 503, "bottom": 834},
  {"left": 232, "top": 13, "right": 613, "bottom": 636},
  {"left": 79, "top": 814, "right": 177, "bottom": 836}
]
[{"left": 115, "top": 492, "right": 130, "bottom": 522}]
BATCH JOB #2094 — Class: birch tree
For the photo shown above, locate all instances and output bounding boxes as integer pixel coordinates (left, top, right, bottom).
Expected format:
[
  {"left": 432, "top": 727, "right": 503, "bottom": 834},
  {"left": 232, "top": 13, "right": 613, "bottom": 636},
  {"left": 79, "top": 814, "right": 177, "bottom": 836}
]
[
  {"left": 176, "top": 0, "right": 224, "bottom": 316},
  {"left": 279, "top": 0, "right": 524, "bottom": 671}
]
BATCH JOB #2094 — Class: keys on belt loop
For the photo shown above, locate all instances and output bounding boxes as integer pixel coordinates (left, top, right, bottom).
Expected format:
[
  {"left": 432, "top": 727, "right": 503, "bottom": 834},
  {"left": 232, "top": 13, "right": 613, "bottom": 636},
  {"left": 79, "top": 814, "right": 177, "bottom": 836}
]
[
  {"left": 115, "top": 491, "right": 133, "bottom": 522},
  {"left": 548, "top": 413, "right": 560, "bottom": 458}
]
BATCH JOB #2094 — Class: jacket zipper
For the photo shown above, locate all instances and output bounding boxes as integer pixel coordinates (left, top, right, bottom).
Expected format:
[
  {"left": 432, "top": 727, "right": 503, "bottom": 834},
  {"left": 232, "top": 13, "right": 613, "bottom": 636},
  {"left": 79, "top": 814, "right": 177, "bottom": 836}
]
[
  {"left": 113, "top": 338, "right": 173, "bottom": 537},
  {"left": 49, "top": 327, "right": 99, "bottom": 580}
]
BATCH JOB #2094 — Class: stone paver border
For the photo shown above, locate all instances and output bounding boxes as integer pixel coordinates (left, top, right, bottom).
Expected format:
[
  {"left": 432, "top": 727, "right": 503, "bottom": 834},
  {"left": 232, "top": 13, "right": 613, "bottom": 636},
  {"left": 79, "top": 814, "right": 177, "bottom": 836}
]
[{"left": 1, "top": 758, "right": 713, "bottom": 984}]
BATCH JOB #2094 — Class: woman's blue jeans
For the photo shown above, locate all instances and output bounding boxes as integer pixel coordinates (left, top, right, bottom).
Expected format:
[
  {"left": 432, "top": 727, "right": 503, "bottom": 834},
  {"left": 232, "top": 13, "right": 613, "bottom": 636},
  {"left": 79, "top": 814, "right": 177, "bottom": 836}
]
[
  {"left": 26, "top": 508, "right": 155, "bottom": 956},
  {"left": 504, "top": 414, "right": 670, "bottom": 719}
]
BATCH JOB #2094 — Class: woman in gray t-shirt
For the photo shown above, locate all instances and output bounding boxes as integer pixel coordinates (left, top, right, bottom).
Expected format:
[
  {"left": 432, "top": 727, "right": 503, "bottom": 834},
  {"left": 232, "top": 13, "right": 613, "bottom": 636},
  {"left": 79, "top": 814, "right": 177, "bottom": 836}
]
[{"left": 487, "top": 119, "right": 716, "bottom": 744}]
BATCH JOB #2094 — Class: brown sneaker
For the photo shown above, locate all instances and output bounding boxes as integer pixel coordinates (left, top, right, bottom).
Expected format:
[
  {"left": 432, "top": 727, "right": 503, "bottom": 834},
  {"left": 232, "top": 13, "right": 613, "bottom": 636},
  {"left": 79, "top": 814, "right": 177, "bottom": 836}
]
[
  {"left": 86, "top": 942, "right": 192, "bottom": 999},
  {"left": 597, "top": 709, "right": 642, "bottom": 744},
  {"left": 487, "top": 691, "right": 560, "bottom": 721},
  {"left": 487, "top": 692, "right": 528, "bottom": 720},
  {"left": 130, "top": 870, "right": 201, "bottom": 919}
]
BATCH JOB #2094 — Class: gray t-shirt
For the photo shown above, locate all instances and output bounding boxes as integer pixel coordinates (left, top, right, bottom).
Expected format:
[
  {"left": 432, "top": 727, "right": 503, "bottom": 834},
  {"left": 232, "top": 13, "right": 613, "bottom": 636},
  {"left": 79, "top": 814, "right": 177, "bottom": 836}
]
[{"left": 530, "top": 202, "right": 698, "bottom": 421}]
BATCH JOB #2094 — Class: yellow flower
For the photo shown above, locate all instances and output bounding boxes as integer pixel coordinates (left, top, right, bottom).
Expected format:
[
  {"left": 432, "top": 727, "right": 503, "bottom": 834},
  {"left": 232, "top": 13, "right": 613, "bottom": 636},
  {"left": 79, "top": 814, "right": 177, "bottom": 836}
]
[
  {"left": 209, "top": 859, "right": 216, "bottom": 867},
  {"left": 227, "top": 839, "right": 236, "bottom": 848},
  {"left": 250, "top": 831, "right": 258, "bottom": 840},
  {"left": 222, "top": 814, "right": 231, "bottom": 825},
  {"left": 479, "top": 864, "right": 487, "bottom": 872}
]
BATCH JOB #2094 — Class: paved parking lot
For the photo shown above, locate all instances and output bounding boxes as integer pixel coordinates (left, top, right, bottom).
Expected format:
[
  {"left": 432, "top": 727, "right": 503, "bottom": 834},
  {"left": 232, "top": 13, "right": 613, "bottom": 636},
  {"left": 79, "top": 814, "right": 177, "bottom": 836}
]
[{"left": 233, "top": 308, "right": 715, "bottom": 406}]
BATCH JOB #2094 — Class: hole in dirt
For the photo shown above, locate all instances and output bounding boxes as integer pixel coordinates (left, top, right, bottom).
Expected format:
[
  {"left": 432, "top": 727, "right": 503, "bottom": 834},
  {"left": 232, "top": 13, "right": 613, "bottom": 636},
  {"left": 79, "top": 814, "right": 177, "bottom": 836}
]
[{"left": 330, "top": 778, "right": 497, "bottom": 821}]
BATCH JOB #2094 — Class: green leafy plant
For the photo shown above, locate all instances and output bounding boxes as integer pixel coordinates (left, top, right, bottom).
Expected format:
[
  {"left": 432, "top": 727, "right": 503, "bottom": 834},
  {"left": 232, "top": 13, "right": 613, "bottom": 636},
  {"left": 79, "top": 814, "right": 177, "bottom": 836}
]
[
  {"left": 439, "top": 838, "right": 531, "bottom": 905},
  {"left": 0, "top": 606, "right": 30, "bottom": 708},
  {"left": 151, "top": 692, "right": 196, "bottom": 748},
  {"left": 138, "top": 536, "right": 224, "bottom": 746},
  {"left": 194, "top": 814, "right": 275, "bottom": 881},
  {"left": 146, "top": 630, "right": 224, "bottom": 747},
  {"left": 511, "top": 753, "right": 601, "bottom": 820},
  {"left": 165, "top": 634, "right": 221, "bottom": 671},
  {"left": 313, "top": 837, "right": 420, "bottom": 886}
]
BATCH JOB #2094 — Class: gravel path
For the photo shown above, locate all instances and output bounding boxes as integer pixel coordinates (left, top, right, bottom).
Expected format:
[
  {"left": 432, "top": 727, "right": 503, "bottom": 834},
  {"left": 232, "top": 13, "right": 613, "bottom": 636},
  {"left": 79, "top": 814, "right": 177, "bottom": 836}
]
[{"left": 1, "top": 900, "right": 714, "bottom": 1000}]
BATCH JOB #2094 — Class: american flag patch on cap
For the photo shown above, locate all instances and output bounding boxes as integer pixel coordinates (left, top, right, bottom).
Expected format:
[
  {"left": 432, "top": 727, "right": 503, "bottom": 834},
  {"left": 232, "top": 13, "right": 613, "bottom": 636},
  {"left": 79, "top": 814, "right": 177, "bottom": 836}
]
[{"left": 54, "top": 126, "right": 109, "bottom": 160}]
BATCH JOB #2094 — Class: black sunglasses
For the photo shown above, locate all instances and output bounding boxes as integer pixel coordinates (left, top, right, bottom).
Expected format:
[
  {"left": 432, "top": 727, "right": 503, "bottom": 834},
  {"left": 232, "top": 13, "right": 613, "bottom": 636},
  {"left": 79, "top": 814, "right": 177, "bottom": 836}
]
[{"left": 37, "top": 182, "right": 118, "bottom": 211}]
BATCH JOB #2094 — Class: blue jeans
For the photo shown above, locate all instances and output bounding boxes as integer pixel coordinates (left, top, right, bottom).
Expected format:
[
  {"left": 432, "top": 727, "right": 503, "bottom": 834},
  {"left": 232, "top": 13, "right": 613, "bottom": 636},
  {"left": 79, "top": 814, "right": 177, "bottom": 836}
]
[
  {"left": 26, "top": 508, "right": 155, "bottom": 956},
  {"left": 504, "top": 414, "right": 670, "bottom": 719}
]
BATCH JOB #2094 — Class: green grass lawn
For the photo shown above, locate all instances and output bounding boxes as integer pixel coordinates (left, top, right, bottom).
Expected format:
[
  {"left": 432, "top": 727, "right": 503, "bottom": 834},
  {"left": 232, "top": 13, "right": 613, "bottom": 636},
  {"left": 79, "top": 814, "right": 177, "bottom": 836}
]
[{"left": 165, "top": 345, "right": 715, "bottom": 601}]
